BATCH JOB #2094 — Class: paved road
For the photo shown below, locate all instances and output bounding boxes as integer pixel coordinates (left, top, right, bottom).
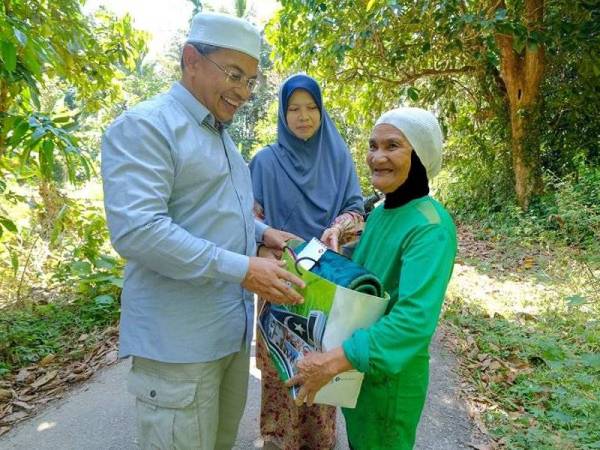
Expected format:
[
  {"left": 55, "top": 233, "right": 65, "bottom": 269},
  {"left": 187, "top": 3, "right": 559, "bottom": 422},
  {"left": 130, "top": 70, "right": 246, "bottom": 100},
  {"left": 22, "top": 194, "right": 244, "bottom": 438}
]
[{"left": 0, "top": 330, "right": 480, "bottom": 449}]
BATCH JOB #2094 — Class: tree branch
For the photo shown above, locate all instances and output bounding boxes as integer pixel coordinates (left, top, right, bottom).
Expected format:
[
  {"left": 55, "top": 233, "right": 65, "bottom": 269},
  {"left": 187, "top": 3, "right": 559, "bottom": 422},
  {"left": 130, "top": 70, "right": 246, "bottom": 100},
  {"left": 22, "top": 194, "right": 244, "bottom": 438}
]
[{"left": 337, "top": 65, "right": 477, "bottom": 86}]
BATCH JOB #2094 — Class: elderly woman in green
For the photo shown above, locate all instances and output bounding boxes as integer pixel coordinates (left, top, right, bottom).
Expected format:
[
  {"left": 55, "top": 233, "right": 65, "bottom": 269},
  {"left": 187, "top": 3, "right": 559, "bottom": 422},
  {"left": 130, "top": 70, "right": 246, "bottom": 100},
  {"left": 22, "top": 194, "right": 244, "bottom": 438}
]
[{"left": 287, "top": 107, "right": 457, "bottom": 449}]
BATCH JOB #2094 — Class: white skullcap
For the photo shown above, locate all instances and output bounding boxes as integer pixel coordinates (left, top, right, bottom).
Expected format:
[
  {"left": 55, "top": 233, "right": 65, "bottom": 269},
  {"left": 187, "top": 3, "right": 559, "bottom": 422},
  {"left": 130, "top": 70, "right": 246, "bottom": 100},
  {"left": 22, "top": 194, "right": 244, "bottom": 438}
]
[
  {"left": 375, "top": 107, "right": 443, "bottom": 179},
  {"left": 187, "top": 12, "right": 261, "bottom": 61}
]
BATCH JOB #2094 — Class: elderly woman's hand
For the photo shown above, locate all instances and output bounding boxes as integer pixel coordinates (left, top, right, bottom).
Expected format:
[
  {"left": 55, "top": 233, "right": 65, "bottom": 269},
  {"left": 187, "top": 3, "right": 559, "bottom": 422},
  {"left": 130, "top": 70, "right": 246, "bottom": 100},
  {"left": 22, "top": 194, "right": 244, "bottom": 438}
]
[
  {"left": 320, "top": 226, "right": 341, "bottom": 252},
  {"left": 286, "top": 347, "right": 353, "bottom": 406}
]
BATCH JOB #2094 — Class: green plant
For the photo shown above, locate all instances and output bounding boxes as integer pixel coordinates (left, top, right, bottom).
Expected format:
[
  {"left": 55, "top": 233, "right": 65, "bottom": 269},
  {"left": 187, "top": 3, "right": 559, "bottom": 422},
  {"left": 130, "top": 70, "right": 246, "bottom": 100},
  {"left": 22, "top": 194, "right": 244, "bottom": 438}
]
[{"left": 0, "top": 296, "right": 120, "bottom": 376}]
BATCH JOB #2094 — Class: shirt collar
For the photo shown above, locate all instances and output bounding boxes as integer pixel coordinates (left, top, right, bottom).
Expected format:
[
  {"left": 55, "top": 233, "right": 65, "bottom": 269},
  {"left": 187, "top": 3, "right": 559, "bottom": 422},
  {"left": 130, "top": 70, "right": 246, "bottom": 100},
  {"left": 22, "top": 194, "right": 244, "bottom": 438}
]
[{"left": 169, "top": 82, "right": 217, "bottom": 128}]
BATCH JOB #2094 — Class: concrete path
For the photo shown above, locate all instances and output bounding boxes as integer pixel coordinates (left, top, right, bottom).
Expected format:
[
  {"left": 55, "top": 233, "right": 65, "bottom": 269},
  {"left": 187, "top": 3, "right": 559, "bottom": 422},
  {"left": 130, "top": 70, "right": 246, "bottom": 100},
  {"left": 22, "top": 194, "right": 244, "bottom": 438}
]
[{"left": 0, "top": 330, "right": 481, "bottom": 449}]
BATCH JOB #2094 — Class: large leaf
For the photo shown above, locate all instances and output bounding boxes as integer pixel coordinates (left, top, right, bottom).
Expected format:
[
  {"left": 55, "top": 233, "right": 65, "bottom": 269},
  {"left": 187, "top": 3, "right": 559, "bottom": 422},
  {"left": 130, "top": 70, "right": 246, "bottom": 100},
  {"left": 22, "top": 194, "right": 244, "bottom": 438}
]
[{"left": 0, "top": 41, "right": 17, "bottom": 72}]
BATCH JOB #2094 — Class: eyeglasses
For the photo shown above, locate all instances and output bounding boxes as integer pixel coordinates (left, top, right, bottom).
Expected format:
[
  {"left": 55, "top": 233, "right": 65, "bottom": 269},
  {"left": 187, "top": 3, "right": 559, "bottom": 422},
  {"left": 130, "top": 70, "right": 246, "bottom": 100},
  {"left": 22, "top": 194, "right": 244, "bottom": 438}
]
[{"left": 194, "top": 47, "right": 258, "bottom": 92}]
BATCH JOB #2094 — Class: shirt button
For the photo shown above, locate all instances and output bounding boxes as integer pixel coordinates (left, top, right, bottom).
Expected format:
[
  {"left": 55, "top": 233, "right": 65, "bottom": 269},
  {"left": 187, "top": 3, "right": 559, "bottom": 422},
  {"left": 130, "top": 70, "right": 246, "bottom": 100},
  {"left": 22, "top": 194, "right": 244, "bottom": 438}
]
[{"left": 149, "top": 390, "right": 156, "bottom": 398}]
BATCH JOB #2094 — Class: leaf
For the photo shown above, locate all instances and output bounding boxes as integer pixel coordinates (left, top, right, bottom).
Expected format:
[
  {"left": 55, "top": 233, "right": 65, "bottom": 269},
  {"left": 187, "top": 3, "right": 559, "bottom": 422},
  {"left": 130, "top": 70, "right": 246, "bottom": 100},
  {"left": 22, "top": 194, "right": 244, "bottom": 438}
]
[
  {"left": 16, "top": 368, "right": 33, "bottom": 384},
  {"left": 40, "top": 354, "right": 57, "bottom": 366},
  {"left": 0, "top": 216, "right": 17, "bottom": 233},
  {"left": 70, "top": 261, "right": 92, "bottom": 275},
  {"left": 366, "top": 0, "right": 378, "bottom": 11},
  {"left": 1, "top": 41, "right": 17, "bottom": 72},
  {"left": 14, "top": 29, "right": 27, "bottom": 46},
  {"left": 547, "top": 409, "right": 574, "bottom": 425},
  {"left": 566, "top": 295, "right": 587, "bottom": 306},
  {"left": 522, "top": 256, "right": 535, "bottom": 269},
  {"left": 109, "top": 277, "right": 124, "bottom": 288},
  {"left": 0, "top": 388, "right": 13, "bottom": 401},
  {"left": 9, "top": 249, "right": 19, "bottom": 275},
  {"left": 31, "top": 370, "right": 58, "bottom": 389},
  {"left": 8, "top": 120, "right": 30, "bottom": 147},
  {"left": 94, "top": 294, "right": 115, "bottom": 306},
  {"left": 495, "top": 8, "right": 507, "bottom": 21},
  {"left": 407, "top": 86, "right": 420, "bottom": 101},
  {"left": 12, "top": 400, "right": 34, "bottom": 411},
  {"left": 581, "top": 353, "right": 600, "bottom": 368},
  {"left": 4, "top": 411, "right": 28, "bottom": 423},
  {"left": 104, "top": 350, "right": 118, "bottom": 365},
  {"left": 40, "top": 139, "right": 56, "bottom": 180}
]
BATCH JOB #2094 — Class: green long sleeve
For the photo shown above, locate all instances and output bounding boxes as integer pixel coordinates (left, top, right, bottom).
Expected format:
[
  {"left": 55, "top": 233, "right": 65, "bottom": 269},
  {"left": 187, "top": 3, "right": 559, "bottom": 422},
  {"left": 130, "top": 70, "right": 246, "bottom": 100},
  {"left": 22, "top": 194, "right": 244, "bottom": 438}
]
[{"left": 343, "top": 197, "right": 457, "bottom": 377}]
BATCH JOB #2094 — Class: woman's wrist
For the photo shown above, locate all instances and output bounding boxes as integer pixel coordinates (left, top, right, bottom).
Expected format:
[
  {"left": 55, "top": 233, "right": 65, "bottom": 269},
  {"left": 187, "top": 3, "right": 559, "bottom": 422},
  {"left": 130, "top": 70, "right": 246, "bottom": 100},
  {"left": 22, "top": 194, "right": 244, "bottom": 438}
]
[{"left": 326, "top": 347, "right": 353, "bottom": 376}]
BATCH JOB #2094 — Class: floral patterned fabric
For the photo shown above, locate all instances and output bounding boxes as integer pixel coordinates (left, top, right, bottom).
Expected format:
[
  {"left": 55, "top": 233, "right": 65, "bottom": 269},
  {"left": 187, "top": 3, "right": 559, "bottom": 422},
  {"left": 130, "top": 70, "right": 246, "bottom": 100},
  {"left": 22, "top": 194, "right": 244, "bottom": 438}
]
[{"left": 256, "top": 324, "right": 337, "bottom": 450}]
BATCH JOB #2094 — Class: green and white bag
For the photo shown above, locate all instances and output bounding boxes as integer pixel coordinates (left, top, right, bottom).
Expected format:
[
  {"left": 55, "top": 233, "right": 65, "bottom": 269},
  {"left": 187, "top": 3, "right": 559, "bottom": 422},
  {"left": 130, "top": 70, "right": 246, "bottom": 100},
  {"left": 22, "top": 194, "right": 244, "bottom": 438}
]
[{"left": 258, "top": 238, "right": 390, "bottom": 408}]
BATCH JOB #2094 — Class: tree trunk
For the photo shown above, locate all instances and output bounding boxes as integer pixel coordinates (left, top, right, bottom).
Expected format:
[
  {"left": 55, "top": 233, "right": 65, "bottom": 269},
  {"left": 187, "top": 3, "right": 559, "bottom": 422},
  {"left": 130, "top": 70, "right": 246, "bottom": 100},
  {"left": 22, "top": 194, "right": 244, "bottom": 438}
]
[{"left": 496, "top": 0, "right": 545, "bottom": 209}]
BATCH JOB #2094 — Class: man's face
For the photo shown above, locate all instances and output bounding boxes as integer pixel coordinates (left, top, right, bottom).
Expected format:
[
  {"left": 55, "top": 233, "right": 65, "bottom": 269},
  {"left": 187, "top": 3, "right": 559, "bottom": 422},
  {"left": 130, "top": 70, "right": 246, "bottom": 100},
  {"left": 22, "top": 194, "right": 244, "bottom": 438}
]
[{"left": 183, "top": 46, "right": 258, "bottom": 123}]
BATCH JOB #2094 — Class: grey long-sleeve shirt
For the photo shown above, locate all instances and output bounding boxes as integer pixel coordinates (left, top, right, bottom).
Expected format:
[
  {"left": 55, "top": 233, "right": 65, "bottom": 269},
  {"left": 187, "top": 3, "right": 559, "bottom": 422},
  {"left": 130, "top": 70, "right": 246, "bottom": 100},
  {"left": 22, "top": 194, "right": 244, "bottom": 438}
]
[{"left": 101, "top": 82, "right": 268, "bottom": 362}]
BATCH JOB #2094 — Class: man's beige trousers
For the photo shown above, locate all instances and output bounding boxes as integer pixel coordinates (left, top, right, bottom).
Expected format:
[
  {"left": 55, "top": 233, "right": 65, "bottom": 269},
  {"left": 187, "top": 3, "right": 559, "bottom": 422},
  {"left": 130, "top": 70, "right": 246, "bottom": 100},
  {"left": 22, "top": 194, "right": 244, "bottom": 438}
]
[{"left": 127, "top": 349, "right": 250, "bottom": 450}]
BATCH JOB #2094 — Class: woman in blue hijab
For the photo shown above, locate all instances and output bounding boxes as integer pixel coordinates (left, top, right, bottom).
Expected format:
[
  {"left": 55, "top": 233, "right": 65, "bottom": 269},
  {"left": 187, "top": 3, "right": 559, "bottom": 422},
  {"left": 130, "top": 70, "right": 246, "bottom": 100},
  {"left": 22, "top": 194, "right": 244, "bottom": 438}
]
[{"left": 250, "top": 73, "right": 364, "bottom": 450}]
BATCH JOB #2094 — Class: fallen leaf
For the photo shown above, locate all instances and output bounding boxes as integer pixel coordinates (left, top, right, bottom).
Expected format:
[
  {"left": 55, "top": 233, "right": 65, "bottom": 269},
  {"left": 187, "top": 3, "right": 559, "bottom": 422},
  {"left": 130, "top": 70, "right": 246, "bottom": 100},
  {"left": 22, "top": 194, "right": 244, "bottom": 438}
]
[
  {"left": 0, "top": 389, "right": 12, "bottom": 402},
  {"left": 15, "top": 368, "right": 33, "bottom": 384},
  {"left": 104, "top": 350, "right": 118, "bottom": 365},
  {"left": 101, "top": 326, "right": 119, "bottom": 337},
  {"left": 0, "top": 426, "right": 10, "bottom": 437},
  {"left": 522, "top": 256, "right": 535, "bottom": 269},
  {"left": 478, "top": 353, "right": 491, "bottom": 362},
  {"left": 12, "top": 400, "right": 33, "bottom": 411},
  {"left": 78, "top": 333, "right": 89, "bottom": 342},
  {"left": 39, "top": 379, "right": 63, "bottom": 392},
  {"left": 19, "top": 387, "right": 32, "bottom": 396},
  {"left": 3, "top": 411, "right": 28, "bottom": 423},
  {"left": 40, "top": 354, "right": 57, "bottom": 366},
  {"left": 489, "top": 361, "right": 502, "bottom": 371},
  {"left": 31, "top": 370, "right": 58, "bottom": 390},
  {"left": 71, "top": 363, "right": 87, "bottom": 374}
]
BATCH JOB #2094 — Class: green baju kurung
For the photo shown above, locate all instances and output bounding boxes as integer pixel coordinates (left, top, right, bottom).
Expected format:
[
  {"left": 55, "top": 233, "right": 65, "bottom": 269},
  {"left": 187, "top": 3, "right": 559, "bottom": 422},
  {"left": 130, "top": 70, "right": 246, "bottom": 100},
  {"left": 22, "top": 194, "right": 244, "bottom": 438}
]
[{"left": 342, "top": 196, "right": 457, "bottom": 449}]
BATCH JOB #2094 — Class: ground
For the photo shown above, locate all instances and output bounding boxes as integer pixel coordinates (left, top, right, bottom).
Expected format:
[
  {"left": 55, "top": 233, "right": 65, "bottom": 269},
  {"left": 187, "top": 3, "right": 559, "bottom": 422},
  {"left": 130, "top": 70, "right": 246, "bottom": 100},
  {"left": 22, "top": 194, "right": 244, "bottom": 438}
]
[{"left": 0, "top": 330, "right": 489, "bottom": 450}]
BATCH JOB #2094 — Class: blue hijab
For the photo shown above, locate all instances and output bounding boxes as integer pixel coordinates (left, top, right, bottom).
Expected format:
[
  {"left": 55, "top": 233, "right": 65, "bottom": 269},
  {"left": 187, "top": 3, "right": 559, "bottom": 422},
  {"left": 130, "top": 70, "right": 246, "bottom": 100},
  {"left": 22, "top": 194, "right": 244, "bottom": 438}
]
[{"left": 249, "top": 74, "right": 364, "bottom": 241}]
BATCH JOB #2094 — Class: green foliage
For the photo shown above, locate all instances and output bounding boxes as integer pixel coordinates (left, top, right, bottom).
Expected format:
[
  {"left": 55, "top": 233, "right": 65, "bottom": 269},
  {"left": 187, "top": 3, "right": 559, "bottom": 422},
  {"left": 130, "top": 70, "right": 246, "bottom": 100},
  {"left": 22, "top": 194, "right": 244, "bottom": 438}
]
[
  {"left": 0, "top": 0, "right": 149, "bottom": 192},
  {"left": 447, "top": 166, "right": 600, "bottom": 258},
  {"left": 49, "top": 201, "right": 124, "bottom": 300},
  {"left": 446, "top": 293, "right": 600, "bottom": 449},
  {"left": 228, "top": 38, "right": 279, "bottom": 160},
  {"left": 268, "top": 0, "right": 600, "bottom": 211},
  {"left": 3, "top": 111, "right": 92, "bottom": 184},
  {"left": 435, "top": 103, "right": 514, "bottom": 214},
  {"left": 0, "top": 1, "right": 148, "bottom": 113},
  {"left": 0, "top": 297, "right": 119, "bottom": 376}
]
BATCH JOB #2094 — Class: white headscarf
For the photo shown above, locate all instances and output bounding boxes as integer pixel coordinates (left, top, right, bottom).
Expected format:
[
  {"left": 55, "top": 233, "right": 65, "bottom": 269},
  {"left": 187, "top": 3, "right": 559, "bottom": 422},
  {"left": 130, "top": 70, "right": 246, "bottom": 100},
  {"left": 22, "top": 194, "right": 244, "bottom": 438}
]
[{"left": 375, "top": 107, "right": 443, "bottom": 179}]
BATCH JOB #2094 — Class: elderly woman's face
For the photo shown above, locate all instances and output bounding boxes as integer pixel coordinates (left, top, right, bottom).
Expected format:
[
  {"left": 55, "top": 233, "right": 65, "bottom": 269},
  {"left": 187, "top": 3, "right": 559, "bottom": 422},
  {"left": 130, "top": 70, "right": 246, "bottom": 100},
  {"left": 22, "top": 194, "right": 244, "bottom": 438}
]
[
  {"left": 367, "top": 124, "right": 413, "bottom": 193},
  {"left": 286, "top": 89, "right": 321, "bottom": 140}
]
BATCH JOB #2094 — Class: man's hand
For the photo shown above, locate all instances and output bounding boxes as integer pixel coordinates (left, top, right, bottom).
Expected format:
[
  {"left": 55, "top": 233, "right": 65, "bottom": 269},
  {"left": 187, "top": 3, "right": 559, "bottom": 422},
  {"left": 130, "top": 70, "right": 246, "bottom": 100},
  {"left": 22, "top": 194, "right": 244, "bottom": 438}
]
[
  {"left": 320, "top": 227, "right": 341, "bottom": 252},
  {"left": 258, "top": 245, "right": 282, "bottom": 260},
  {"left": 242, "top": 256, "right": 305, "bottom": 305},
  {"left": 286, "top": 347, "right": 353, "bottom": 406},
  {"left": 263, "top": 228, "right": 299, "bottom": 250}
]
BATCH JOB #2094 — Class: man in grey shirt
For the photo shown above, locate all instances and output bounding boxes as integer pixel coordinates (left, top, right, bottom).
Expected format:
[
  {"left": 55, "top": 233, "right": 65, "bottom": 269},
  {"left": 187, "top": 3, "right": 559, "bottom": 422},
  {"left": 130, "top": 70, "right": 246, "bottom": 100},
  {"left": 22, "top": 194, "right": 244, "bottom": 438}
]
[{"left": 101, "top": 12, "right": 304, "bottom": 450}]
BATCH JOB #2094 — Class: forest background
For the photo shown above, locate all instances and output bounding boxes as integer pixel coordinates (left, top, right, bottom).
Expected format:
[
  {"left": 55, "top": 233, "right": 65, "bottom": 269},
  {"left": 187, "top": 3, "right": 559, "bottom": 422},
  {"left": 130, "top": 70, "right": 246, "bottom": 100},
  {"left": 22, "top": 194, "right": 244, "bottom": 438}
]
[{"left": 0, "top": 0, "right": 598, "bottom": 447}]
